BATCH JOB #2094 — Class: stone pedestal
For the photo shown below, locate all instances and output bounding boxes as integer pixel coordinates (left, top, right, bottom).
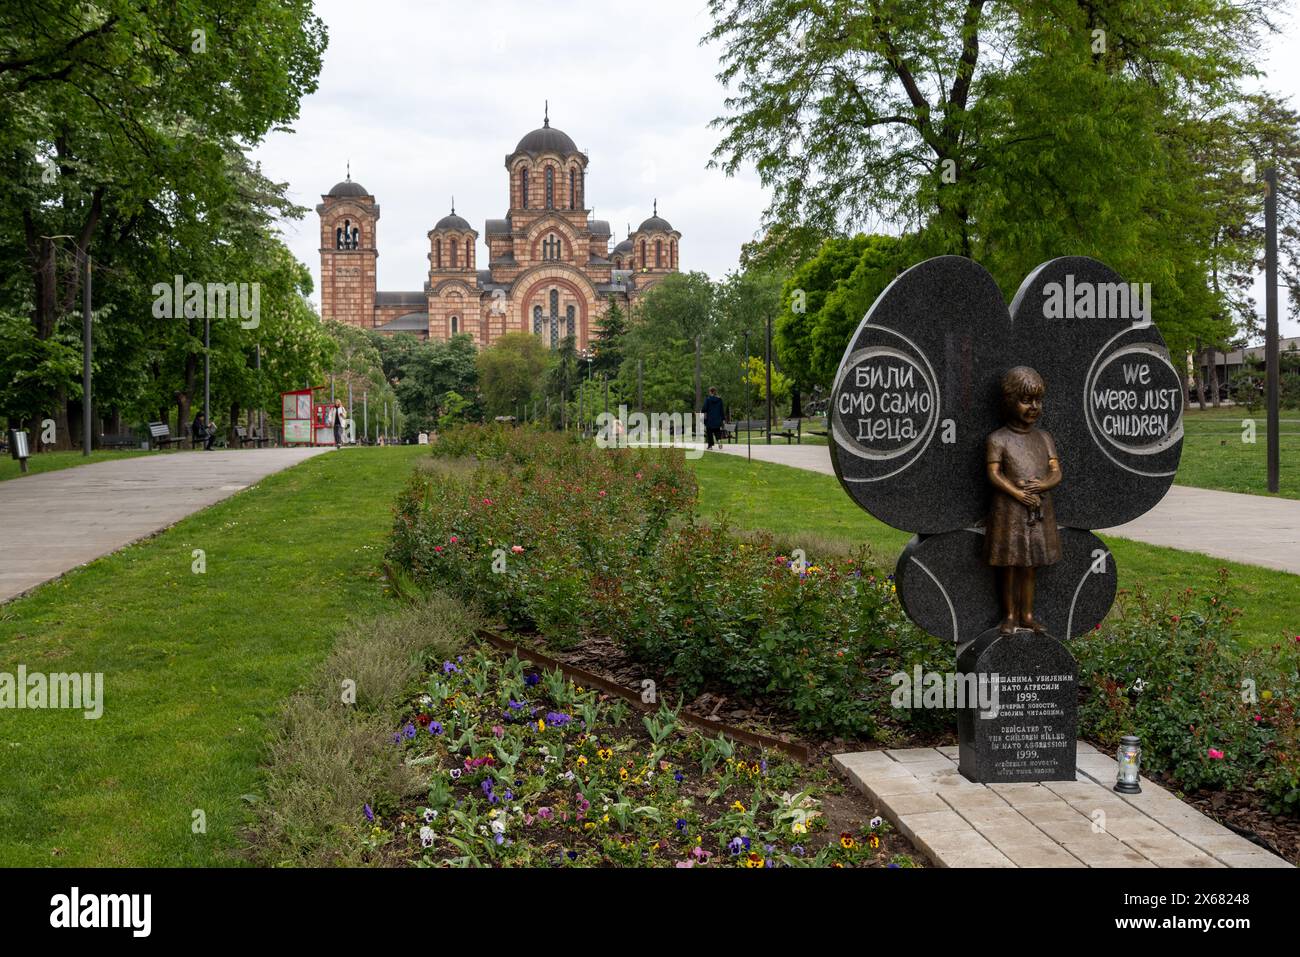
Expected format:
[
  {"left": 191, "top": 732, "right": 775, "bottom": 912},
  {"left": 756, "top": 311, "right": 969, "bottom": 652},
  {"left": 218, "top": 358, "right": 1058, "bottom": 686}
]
[{"left": 957, "top": 628, "right": 1077, "bottom": 783}]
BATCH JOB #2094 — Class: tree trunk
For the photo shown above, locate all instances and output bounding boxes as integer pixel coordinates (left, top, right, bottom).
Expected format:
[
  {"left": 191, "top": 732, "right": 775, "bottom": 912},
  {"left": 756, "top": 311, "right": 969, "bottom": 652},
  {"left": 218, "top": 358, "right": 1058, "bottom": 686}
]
[
  {"left": 50, "top": 388, "right": 71, "bottom": 450},
  {"left": 1191, "top": 343, "right": 1206, "bottom": 411},
  {"left": 229, "top": 401, "right": 240, "bottom": 447},
  {"left": 1206, "top": 346, "right": 1221, "bottom": 408}
]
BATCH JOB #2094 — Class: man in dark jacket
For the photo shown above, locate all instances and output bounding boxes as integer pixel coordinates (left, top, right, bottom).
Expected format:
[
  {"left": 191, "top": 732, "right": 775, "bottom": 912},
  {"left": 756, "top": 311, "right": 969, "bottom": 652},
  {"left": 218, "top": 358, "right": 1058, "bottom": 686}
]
[{"left": 702, "top": 386, "right": 726, "bottom": 450}]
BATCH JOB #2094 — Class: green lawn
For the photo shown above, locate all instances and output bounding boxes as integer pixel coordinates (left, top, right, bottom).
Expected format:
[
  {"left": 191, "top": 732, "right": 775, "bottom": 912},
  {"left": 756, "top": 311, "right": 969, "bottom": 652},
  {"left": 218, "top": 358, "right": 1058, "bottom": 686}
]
[
  {"left": 1175, "top": 406, "right": 1300, "bottom": 499},
  {"left": 688, "top": 453, "right": 1300, "bottom": 647},
  {"left": 0, "top": 446, "right": 425, "bottom": 866},
  {"left": 0, "top": 449, "right": 156, "bottom": 482}
]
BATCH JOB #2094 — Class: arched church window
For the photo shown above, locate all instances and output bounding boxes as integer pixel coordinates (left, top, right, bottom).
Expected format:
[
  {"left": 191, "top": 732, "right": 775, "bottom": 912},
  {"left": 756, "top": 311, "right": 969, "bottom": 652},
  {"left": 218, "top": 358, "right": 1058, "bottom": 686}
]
[
  {"left": 338, "top": 219, "right": 356, "bottom": 250},
  {"left": 566, "top": 304, "right": 575, "bottom": 340},
  {"left": 350, "top": 225, "right": 359, "bottom": 249},
  {"left": 545, "top": 167, "right": 554, "bottom": 209},
  {"left": 465, "top": 239, "right": 472, "bottom": 268},
  {"left": 542, "top": 234, "right": 561, "bottom": 261},
  {"left": 450, "top": 241, "right": 458, "bottom": 268},
  {"left": 671, "top": 240, "right": 677, "bottom": 268},
  {"left": 520, "top": 167, "right": 529, "bottom": 208},
  {"left": 640, "top": 240, "right": 647, "bottom": 269},
  {"left": 451, "top": 316, "right": 459, "bottom": 335},
  {"left": 655, "top": 240, "right": 662, "bottom": 268},
  {"left": 569, "top": 168, "right": 576, "bottom": 210},
  {"left": 533, "top": 305, "right": 543, "bottom": 336},
  {"left": 549, "top": 288, "right": 560, "bottom": 347},
  {"left": 435, "top": 238, "right": 442, "bottom": 269}
]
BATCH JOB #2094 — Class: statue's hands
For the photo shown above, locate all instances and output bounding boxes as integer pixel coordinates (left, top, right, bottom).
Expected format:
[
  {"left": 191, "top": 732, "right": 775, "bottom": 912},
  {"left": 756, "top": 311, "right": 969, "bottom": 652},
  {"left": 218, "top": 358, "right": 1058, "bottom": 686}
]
[
  {"left": 1021, "top": 478, "right": 1044, "bottom": 494},
  {"left": 1018, "top": 491, "right": 1042, "bottom": 509}
]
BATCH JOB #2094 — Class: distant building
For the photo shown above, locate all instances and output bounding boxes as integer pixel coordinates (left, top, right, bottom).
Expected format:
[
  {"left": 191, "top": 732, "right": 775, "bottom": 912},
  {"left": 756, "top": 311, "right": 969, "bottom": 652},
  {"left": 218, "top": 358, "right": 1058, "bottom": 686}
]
[
  {"left": 316, "top": 112, "right": 680, "bottom": 349},
  {"left": 1192, "top": 336, "right": 1300, "bottom": 392}
]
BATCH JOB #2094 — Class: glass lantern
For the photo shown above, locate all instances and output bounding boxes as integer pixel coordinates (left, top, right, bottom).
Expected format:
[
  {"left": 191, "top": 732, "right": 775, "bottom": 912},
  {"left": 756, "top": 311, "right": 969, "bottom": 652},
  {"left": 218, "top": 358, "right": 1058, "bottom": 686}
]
[{"left": 1114, "top": 735, "right": 1141, "bottom": 794}]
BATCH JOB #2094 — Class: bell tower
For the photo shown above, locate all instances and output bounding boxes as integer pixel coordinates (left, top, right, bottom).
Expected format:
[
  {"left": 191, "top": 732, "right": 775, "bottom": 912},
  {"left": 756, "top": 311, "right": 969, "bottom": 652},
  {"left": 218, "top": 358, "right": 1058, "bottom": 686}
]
[{"left": 317, "top": 167, "right": 380, "bottom": 327}]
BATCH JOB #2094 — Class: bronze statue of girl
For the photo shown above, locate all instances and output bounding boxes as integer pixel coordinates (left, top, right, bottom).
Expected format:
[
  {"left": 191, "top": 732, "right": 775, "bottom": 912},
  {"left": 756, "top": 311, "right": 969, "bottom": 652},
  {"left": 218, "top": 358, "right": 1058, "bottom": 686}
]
[{"left": 986, "top": 366, "right": 1062, "bottom": 634}]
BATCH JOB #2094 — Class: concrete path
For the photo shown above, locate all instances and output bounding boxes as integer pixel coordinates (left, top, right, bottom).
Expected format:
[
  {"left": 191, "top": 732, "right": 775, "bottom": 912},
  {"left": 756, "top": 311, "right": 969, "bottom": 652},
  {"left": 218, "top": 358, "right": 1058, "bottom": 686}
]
[
  {"left": 717, "top": 443, "right": 1300, "bottom": 574},
  {"left": 0, "top": 448, "right": 331, "bottom": 603},
  {"left": 836, "top": 745, "right": 1291, "bottom": 868}
]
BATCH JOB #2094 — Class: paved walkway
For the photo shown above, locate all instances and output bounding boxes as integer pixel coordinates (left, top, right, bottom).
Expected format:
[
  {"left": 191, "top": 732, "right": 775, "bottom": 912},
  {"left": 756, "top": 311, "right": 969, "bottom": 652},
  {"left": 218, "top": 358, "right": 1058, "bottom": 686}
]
[
  {"left": 835, "top": 745, "right": 1291, "bottom": 867},
  {"left": 0, "top": 448, "right": 331, "bottom": 603},
  {"left": 717, "top": 443, "right": 1300, "bottom": 574}
]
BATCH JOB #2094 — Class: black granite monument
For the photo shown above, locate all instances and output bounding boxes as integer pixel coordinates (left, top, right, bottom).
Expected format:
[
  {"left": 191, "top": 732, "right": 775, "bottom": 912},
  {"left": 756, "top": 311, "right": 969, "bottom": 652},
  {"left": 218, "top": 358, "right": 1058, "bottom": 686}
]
[{"left": 830, "top": 255, "right": 1183, "bottom": 783}]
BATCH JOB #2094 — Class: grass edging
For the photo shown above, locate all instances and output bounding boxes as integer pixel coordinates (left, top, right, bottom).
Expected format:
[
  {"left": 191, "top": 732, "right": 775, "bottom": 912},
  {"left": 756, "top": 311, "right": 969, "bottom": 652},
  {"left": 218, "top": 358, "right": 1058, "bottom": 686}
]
[{"left": 250, "top": 593, "right": 480, "bottom": 867}]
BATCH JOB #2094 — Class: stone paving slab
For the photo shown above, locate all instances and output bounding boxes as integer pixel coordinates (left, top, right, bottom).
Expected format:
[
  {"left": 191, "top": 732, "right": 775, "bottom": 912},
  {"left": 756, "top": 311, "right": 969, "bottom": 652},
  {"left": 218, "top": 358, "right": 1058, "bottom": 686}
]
[
  {"left": 0, "top": 448, "right": 331, "bottom": 603},
  {"left": 716, "top": 443, "right": 1300, "bottom": 573},
  {"left": 835, "top": 746, "right": 1293, "bottom": 868}
]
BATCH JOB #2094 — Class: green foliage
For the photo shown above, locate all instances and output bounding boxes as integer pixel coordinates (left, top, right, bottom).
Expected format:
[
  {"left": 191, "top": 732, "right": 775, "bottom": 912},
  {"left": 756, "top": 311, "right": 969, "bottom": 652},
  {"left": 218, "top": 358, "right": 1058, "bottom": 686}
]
[
  {"left": 1075, "top": 573, "right": 1300, "bottom": 812},
  {"left": 0, "top": 0, "right": 327, "bottom": 442},
  {"left": 475, "top": 333, "right": 554, "bottom": 418},
  {"left": 0, "top": 310, "right": 81, "bottom": 424},
  {"left": 774, "top": 234, "right": 914, "bottom": 388},
  {"left": 389, "top": 426, "right": 954, "bottom": 737},
  {"left": 328, "top": 643, "right": 908, "bottom": 867},
  {"left": 368, "top": 331, "right": 477, "bottom": 438},
  {"left": 591, "top": 296, "right": 627, "bottom": 375},
  {"left": 705, "top": 0, "right": 1300, "bottom": 367}
]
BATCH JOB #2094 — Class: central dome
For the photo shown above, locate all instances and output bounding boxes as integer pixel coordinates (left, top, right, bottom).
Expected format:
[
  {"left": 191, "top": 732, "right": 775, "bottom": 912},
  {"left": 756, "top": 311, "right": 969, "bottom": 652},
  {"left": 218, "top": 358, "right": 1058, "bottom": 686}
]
[{"left": 514, "top": 120, "right": 577, "bottom": 156}]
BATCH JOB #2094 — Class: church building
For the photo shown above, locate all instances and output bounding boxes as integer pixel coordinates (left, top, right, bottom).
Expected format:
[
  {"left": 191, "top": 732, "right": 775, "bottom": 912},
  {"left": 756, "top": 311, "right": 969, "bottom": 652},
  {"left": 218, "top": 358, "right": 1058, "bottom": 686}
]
[{"left": 316, "top": 112, "right": 681, "bottom": 350}]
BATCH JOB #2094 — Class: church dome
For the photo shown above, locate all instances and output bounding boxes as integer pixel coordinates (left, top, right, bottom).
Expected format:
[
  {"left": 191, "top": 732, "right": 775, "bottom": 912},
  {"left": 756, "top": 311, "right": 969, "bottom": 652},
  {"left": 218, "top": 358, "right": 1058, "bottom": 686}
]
[
  {"left": 612, "top": 238, "right": 633, "bottom": 254},
  {"left": 514, "top": 118, "right": 577, "bottom": 156},
  {"left": 435, "top": 210, "right": 472, "bottom": 231},
  {"left": 327, "top": 178, "right": 369, "bottom": 198},
  {"left": 638, "top": 213, "right": 673, "bottom": 233}
]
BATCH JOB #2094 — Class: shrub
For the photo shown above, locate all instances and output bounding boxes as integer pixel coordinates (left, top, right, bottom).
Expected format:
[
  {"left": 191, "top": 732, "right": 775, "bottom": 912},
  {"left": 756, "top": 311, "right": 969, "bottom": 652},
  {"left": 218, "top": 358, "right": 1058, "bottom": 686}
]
[
  {"left": 388, "top": 425, "right": 947, "bottom": 737},
  {"left": 1075, "top": 573, "right": 1300, "bottom": 811},
  {"left": 252, "top": 594, "right": 478, "bottom": 866}
]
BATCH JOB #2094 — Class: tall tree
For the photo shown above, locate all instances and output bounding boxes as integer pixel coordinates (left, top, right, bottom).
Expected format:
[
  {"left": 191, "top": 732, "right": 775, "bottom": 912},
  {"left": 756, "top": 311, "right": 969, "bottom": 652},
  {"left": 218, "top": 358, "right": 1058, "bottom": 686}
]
[
  {"left": 705, "top": 0, "right": 1294, "bottom": 358},
  {"left": 0, "top": 0, "right": 326, "bottom": 444}
]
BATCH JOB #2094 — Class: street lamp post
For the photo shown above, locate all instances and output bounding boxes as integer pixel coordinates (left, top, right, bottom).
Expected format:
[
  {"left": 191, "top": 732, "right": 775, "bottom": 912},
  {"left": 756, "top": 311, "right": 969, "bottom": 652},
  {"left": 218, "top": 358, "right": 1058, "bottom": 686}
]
[
  {"left": 82, "top": 251, "right": 92, "bottom": 456},
  {"left": 1265, "top": 166, "right": 1280, "bottom": 494},
  {"left": 204, "top": 316, "right": 211, "bottom": 428}
]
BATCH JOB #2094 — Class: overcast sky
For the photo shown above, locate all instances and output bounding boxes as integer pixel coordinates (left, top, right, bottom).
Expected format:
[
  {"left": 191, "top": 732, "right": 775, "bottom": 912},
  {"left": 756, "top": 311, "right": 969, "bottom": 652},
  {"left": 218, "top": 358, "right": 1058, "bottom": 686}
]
[{"left": 250, "top": 0, "right": 1300, "bottom": 338}]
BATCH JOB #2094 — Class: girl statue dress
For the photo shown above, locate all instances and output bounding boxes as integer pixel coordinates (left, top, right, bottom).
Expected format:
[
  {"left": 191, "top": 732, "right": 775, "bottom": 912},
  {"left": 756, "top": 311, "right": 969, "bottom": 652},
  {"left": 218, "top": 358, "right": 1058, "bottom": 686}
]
[{"left": 985, "top": 366, "right": 1062, "bottom": 635}]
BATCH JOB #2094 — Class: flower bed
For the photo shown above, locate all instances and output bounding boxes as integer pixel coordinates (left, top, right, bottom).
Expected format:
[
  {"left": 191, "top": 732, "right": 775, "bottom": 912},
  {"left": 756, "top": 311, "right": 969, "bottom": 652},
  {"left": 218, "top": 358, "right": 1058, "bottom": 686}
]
[
  {"left": 388, "top": 425, "right": 950, "bottom": 738},
  {"left": 1074, "top": 573, "right": 1300, "bottom": 816},
  {"left": 389, "top": 425, "right": 1300, "bottom": 823},
  {"left": 367, "top": 645, "right": 916, "bottom": 867}
]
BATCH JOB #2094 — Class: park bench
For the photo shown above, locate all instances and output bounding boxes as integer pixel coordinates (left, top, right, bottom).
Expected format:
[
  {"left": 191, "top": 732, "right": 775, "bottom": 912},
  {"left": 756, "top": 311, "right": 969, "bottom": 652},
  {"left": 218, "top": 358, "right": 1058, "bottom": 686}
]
[
  {"left": 99, "top": 433, "right": 140, "bottom": 450},
  {"left": 147, "top": 421, "right": 186, "bottom": 450},
  {"left": 729, "top": 419, "right": 768, "bottom": 442},
  {"left": 235, "top": 426, "right": 268, "bottom": 448},
  {"left": 773, "top": 418, "right": 804, "bottom": 444}
]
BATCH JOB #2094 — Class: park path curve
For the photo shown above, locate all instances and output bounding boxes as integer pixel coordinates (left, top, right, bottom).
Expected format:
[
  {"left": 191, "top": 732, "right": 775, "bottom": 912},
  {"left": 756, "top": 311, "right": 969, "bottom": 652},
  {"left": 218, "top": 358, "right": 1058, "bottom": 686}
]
[
  {"left": 717, "top": 443, "right": 1300, "bottom": 575},
  {"left": 0, "top": 448, "right": 331, "bottom": 603}
]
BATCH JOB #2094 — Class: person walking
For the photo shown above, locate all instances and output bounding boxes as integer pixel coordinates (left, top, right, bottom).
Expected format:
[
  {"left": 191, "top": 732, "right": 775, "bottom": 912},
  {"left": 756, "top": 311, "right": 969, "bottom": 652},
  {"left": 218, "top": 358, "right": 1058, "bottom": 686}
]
[
  {"left": 702, "top": 386, "right": 726, "bottom": 450},
  {"left": 332, "top": 400, "right": 347, "bottom": 448}
]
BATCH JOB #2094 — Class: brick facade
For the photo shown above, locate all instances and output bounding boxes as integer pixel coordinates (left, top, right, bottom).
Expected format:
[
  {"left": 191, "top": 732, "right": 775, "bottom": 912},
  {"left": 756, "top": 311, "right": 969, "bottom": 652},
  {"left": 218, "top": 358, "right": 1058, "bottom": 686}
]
[{"left": 317, "top": 116, "right": 680, "bottom": 350}]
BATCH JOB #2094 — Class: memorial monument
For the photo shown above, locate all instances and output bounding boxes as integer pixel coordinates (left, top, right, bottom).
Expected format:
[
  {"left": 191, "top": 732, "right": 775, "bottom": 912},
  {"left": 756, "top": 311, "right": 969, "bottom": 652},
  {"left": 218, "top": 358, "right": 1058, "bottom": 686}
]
[{"left": 829, "top": 255, "right": 1183, "bottom": 783}]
